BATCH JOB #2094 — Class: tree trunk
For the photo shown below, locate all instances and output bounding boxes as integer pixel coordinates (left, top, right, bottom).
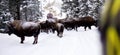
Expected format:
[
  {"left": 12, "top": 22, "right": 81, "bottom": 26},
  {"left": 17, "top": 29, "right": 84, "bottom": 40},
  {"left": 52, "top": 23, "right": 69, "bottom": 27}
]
[
  {"left": 16, "top": 0, "right": 20, "bottom": 20},
  {"left": 9, "top": 0, "right": 22, "bottom": 20}
]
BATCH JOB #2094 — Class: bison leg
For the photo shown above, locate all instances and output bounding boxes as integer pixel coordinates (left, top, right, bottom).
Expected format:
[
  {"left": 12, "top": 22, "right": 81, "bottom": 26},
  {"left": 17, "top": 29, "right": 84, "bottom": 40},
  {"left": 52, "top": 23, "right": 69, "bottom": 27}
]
[
  {"left": 59, "top": 32, "right": 63, "bottom": 38},
  {"left": 33, "top": 36, "right": 38, "bottom": 44},
  {"left": 20, "top": 37, "right": 25, "bottom": 44},
  {"left": 57, "top": 30, "right": 63, "bottom": 38},
  {"left": 75, "top": 26, "right": 78, "bottom": 31},
  {"left": 84, "top": 26, "right": 87, "bottom": 31},
  {"left": 57, "top": 30, "right": 59, "bottom": 37},
  {"left": 57, "top": 32, "right": 63, "bottom": 38},
  {"left": 45, "top": 29, "right": 49, "bottom": 34},
  {"left": 52, "top": 29, "right": 55, "bottom": 33},
  {"left": 88, "top": 26, "right": 91, "bottom": 30},
  {"left": 57, "top": 26, "right": 64, "bottom": 38}
]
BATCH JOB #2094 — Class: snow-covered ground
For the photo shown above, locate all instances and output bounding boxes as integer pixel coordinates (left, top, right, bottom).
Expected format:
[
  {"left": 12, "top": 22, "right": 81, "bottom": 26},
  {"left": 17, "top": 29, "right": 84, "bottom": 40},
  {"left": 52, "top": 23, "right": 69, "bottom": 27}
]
[{"left": 0, "top": 26, "right": 102, "bottom": 55}]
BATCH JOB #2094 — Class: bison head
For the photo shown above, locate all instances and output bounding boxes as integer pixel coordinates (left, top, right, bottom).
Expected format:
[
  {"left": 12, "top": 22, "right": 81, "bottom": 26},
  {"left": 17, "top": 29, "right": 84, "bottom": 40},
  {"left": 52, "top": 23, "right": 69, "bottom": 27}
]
[{"left": 5, "top": 21, "right": 14, "bottom": 35}]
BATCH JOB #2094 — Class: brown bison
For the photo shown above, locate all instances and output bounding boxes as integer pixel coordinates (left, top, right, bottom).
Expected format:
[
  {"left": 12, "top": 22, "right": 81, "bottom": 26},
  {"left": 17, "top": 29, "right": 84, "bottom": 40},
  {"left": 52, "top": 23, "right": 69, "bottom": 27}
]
[
  {"left": 6, "top": 20, "right": 41, "bottom": 44},
  {"left": 40, "top": 21, "right": 50, "bottom": 33},
  {"left": 58, "top": 17, "right": 97, "bottom": 31},
  {"left": 46, "top": 19, "right": 64, "bottom": 37},
  {"left": 58, "top": 18, "right": 78, "bottom": 31},
  {"left": 78, "top": 16, "right": 97, "bottom": 31},
  {"left": 52, "top": 23, "right": 64, "bottom": 37}
]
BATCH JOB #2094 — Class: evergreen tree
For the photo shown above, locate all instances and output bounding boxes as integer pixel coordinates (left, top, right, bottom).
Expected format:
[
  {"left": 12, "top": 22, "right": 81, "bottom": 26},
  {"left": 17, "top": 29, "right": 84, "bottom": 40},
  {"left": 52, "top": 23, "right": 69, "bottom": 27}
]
[
  {"left": 9, "top": 0, "right": 24, "bottom": 20},
  {"left": 8, "top": 0, "right": 41, "bottom": 21},
  {"left": 20, "top": 0, "right": 41, "bottom": 21},
  {"left": 0, "top": 0, "right": 11, "bottom": 28},
  {"left": 62, "top": 0, "right": 104, "bottom": 20},
  {"left": 0, "top": 0, "right": 41, "bottom": 29}
]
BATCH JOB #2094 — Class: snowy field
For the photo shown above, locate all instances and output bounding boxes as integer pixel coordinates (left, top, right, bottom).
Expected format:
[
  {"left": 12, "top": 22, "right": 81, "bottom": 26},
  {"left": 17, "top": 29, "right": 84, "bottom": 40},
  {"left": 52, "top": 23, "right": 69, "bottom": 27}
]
[{"left": 0, "top": 26, "right": 102, "bottom": 55}]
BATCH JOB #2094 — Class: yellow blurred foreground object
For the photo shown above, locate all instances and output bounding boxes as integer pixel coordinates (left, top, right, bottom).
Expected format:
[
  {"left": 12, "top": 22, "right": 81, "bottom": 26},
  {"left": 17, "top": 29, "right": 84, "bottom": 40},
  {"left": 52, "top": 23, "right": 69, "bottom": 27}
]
[{"left": 100, "top": 0, "right": 120, "bottom": 55}]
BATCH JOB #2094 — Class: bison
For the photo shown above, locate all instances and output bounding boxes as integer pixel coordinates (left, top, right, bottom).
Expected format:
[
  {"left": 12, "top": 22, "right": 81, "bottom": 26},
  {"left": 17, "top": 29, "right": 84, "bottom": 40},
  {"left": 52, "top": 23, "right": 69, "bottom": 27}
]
[
  {"left": 58, "top": 18, "right": 78, "bottom": 31},
  {"left": 5, "top": 20, "right": 41, "bottom": 44},
  {"left": 52, "top": 23, "right": 64, "bottom": 37},
  {"left": 78, "top": 16, "right": 97, "bottom": 31},
  {"left": 58, "top": 17, "right": 97, "bottom": 31},
  {"left": 46, "top": 19, "right": 64, "bottom": 37},
  {"left": 40, "top": 21, "right": 50, "bottom": 34}
]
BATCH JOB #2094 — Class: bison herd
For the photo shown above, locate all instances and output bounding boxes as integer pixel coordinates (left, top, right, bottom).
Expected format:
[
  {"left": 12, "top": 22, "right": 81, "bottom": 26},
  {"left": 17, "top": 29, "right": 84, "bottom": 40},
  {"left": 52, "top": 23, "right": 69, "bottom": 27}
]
[
  {"left": 58, "top": 16, "right": 98, "bottom": 31},
  {"left": 4, "top": 16, "right": 98, "bottom": 44}
]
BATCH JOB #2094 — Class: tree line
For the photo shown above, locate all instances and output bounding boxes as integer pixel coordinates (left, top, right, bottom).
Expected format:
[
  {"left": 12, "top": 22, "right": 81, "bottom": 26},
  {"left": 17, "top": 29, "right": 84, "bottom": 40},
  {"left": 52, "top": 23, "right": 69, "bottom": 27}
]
[
  {"left": 61, "top": 0, "right": 105, "bottom": 20},
  {"left": 0, "top": 0, "right": 105, "bottom": 29},
  {"left": 0, "top": 0, "right": 42, "bottom": 28}
]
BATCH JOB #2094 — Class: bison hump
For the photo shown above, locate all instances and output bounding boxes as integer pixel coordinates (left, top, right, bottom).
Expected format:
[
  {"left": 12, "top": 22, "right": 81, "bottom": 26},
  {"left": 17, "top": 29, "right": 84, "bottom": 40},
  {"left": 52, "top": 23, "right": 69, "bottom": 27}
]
[{"left": 22, "top": 22, "right": 39, "bottom": 29}]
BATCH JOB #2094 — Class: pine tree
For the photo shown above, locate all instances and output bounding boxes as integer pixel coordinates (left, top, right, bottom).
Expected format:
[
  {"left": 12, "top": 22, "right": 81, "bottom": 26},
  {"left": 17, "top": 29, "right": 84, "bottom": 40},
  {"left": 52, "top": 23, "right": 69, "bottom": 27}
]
[
  {"left": 9, "top": 0, "right": 41, "bottom": 21},
  {"left": 9, "top": 0, "right": 24, "bottom": 20},
  {"left": 20, "top": 0, "right": 41, "bottom": 21},
  {"left": 62, "top": 0, "right": 104, "bottom": 20},
  {"left": 0, "top": 0, "right": 10, "bottom": 28}
]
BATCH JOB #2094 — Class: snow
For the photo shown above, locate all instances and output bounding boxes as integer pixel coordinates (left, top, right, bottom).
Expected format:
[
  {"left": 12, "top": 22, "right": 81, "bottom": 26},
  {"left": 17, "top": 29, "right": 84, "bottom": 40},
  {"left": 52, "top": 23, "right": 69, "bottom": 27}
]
[
  {"left": 0, "top": 26, "right": 102, "bottom": 55},
  {"left": 22, "top": 22, "right": 39, "bottom": 29}
]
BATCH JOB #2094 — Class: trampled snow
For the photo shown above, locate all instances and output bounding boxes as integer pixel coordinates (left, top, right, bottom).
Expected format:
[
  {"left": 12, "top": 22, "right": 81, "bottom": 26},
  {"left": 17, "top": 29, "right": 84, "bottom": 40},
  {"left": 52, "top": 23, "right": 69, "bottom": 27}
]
[{"left": 0, "top": 26, "right": 102, "bottom": 55}]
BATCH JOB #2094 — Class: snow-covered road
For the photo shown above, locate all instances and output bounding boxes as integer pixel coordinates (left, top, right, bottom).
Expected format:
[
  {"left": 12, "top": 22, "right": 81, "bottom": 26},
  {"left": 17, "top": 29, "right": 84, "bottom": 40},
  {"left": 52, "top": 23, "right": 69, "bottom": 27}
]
[{"left": 0, "top": 26, "right": 102, "bottom": 55}]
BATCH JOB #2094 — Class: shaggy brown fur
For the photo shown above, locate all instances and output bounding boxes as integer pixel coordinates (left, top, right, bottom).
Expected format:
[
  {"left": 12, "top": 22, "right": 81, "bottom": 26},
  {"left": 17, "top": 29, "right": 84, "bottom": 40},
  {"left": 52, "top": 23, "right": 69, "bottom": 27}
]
[{"left": 6, "top": 20, "right": 41, "bottom": 44}]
